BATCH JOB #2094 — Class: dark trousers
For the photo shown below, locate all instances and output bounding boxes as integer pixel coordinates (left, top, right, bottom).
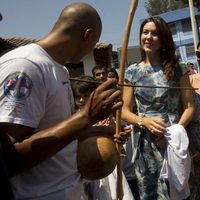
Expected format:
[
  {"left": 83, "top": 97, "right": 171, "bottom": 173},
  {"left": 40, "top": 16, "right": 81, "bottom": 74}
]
[{"left": 128, "top": 179, "right": 140, "bottom": 200}]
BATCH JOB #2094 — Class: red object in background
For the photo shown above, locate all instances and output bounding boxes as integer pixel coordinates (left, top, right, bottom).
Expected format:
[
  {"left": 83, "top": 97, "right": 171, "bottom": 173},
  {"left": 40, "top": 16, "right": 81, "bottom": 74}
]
[{"left": 188, "top": 68, "right": 196, "bottom": 75}]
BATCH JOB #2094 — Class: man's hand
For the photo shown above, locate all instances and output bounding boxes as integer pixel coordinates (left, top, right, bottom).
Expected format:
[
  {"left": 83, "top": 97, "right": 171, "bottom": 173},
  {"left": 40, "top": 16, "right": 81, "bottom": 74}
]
[
  {"left": 113, "top": 125, "right": 131, "bottom": 144},
  {"left": 78, "top": 124, "right": 131, "bottom": 144},
  {"left": 80, "top": 78, "right": 123, "bottom": 125}
]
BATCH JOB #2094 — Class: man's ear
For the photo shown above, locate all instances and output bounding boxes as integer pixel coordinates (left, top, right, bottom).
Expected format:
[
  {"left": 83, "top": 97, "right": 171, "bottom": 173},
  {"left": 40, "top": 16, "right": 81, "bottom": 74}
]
[{"left": 83, "top": 28, "right": 94, "bottom": 41}]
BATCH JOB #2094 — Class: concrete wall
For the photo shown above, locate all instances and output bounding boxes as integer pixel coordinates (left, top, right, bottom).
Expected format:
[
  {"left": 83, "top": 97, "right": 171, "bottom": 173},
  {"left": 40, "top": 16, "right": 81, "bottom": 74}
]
[{"left": 82, "top": 52, "right": 96, "bottom": 76}]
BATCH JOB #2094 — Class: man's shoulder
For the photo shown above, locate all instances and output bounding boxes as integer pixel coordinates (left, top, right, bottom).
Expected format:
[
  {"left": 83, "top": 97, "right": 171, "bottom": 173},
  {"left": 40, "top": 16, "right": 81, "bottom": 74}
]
[
  {"left": 0, "top": 44, "right": 56, "bottom": 71},
  {"left": 0, "top": 44, "right": 46, "bottom": 63}
]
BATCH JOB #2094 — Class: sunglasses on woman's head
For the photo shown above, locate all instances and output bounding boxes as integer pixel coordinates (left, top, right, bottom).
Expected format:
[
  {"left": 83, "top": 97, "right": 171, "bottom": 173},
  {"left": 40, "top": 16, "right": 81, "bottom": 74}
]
[{"left": 196, "top": 51, "right": 200, "bottom": 58}]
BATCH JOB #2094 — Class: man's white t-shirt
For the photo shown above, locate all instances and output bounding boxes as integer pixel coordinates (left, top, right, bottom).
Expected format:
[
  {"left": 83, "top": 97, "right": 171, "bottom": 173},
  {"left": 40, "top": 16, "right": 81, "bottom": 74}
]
[{"left": 0, "top": 44, "right": 86, "bottom": 199}]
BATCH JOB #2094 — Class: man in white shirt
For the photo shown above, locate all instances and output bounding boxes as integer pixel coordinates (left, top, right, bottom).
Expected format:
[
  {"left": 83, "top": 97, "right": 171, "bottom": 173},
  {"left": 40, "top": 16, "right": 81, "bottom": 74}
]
[{"left": 0, "top": 3, "right": 128, "bottom": 199}]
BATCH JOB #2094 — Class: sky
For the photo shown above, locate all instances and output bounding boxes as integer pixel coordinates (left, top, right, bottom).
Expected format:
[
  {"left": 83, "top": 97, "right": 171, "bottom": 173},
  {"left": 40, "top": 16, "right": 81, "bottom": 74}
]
[{"left": 0, "top": 0, "right": 149, "bottom": 50}]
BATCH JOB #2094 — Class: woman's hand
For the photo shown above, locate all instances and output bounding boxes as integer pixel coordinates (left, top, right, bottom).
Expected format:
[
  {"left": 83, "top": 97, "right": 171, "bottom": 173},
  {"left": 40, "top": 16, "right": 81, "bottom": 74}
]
[{"left": 143, "top": 117, "right": 167, "bottom": 136}]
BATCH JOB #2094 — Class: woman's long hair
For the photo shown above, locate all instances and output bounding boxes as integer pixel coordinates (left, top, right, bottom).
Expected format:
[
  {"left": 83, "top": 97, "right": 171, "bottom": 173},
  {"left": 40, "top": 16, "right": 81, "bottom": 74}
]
[{"left": 139, "top": 16, "right": 179, "bottom": 81}]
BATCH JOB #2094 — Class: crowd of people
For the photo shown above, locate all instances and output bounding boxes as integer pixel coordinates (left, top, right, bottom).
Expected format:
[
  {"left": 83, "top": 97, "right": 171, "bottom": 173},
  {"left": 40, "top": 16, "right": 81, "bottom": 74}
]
[{"left": 1, "top": 2, "right": 200, "bottom": 200}]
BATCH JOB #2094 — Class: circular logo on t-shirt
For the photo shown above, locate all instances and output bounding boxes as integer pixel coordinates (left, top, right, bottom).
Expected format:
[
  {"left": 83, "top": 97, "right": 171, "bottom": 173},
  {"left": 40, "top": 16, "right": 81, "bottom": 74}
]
[{"left": 4, "top": 72, "right": 33, "bottom": 101}]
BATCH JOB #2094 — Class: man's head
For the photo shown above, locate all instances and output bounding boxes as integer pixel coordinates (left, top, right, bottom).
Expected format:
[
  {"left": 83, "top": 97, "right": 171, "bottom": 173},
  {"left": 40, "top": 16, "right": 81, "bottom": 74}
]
[
  {"left": 37, "top": 3, "right": 102, "bottom": 64},
  {"left": 92, "top": 65, "right": 107, "bottom": 82}
]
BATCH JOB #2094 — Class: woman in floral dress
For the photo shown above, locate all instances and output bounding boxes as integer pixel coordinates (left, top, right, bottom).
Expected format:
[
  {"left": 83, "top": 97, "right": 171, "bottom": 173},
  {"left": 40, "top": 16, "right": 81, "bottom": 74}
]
[{"left": 121, "top": 16, "right": 195, "bottom": 200}]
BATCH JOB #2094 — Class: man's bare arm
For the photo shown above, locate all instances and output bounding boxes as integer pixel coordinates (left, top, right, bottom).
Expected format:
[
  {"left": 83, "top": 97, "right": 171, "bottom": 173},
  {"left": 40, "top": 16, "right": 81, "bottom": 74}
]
[{"left": 0, "top": 79, "right": 124, "bottom": 176}]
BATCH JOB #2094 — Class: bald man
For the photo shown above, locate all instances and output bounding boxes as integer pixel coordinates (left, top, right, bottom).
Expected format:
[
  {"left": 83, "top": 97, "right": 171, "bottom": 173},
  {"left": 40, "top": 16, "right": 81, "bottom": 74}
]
[{"left": 0, "top": 3, "right": 127, "bottom": 200}]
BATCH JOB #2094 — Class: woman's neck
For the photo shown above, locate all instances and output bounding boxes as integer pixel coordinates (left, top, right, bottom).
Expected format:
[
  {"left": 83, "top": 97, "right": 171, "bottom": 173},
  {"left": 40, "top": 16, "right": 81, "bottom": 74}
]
[{"left": 141, "top": 53, "right": 161, "bottom": 66}]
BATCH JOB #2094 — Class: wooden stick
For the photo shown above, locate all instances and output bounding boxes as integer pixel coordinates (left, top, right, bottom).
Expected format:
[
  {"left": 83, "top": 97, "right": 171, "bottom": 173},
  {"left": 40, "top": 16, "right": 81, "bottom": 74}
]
[
  {"left": 69, "top": 77, "right": 198, "bottom": 90},
  {"left": 115, "top": 1, "right": 139, "bottom": 199}
]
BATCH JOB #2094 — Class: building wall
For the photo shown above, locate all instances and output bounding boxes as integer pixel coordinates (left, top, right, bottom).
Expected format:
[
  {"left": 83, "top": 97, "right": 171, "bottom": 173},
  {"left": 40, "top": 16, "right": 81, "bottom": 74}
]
[
  {"left": 83, "top": 53, "right": 96, "bottom": 76},
  {"left": 117, "top": 46, "right": 141, "bottom": 69},
  {"left": 159, "top": 7, "right": 200, "bottom": 71}
]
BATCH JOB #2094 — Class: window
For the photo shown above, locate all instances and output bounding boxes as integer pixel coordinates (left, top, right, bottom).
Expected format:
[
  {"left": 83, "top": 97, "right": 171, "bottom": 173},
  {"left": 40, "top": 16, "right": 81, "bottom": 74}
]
[
  {"left": 169, "top": 23, "right": 177, "bottom": 37},
  {"left": 181, "top": 19, "right": 192, "bottom": 35},
  {"left": 185, "top": 44, "right": 195, "bottom": 58}
]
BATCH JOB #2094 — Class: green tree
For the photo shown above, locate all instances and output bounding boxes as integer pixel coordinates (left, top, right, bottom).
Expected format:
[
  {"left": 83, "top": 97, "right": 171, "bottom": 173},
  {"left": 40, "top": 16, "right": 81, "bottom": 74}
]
[{"left": 145, "top": 0, "right": 188, "bottom": 15}]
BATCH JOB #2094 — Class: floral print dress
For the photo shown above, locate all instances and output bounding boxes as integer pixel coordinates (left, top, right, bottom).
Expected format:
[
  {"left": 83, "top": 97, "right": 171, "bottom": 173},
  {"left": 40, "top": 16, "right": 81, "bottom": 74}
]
[{"left": 125, "top": 63, "right": 184, "bottom": 200}]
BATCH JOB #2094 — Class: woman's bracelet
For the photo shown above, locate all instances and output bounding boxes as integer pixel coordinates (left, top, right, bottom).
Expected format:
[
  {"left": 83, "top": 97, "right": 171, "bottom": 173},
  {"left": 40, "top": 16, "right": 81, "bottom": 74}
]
[{"left": 137, "top": 117, "right": 144, "bottom": 129}]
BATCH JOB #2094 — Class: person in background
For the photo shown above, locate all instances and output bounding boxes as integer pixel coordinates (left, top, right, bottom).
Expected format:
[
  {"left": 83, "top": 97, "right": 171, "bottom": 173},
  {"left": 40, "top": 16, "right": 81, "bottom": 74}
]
[
  {"left": 0, "top": 3, "right": 125, "bottom": 200},
  {"left": 107, "top": 68, "right": 119, "bottom": 79},
  {"left": 71, "top": 75, "right": 133, "bottom": 200},
  {"left": 98, "top": 67, "right": 119, "bottom": 126},
  {"left": 186, "top": 41, "right": 200, "bottom": 200},
  {"left": 187, "top": 62, "right": 197, "bottom": 75},
  {"left": 121, "top": 16, "right": 194, "bottom": 200},
  {"left": 71, "top": 76, "right": 98, "bottom": 111},
  {"left": 92, "top": 65, "right": 108, "bottom": 81},
  {"left": 122, "top": 126, "right": 141, "bottom": 200}
]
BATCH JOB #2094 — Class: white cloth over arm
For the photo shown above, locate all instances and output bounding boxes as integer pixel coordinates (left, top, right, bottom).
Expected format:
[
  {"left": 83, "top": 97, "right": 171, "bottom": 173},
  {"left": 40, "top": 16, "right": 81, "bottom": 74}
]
[{"left": 160, "top": 124, "right": 191, "bottom": 200}]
